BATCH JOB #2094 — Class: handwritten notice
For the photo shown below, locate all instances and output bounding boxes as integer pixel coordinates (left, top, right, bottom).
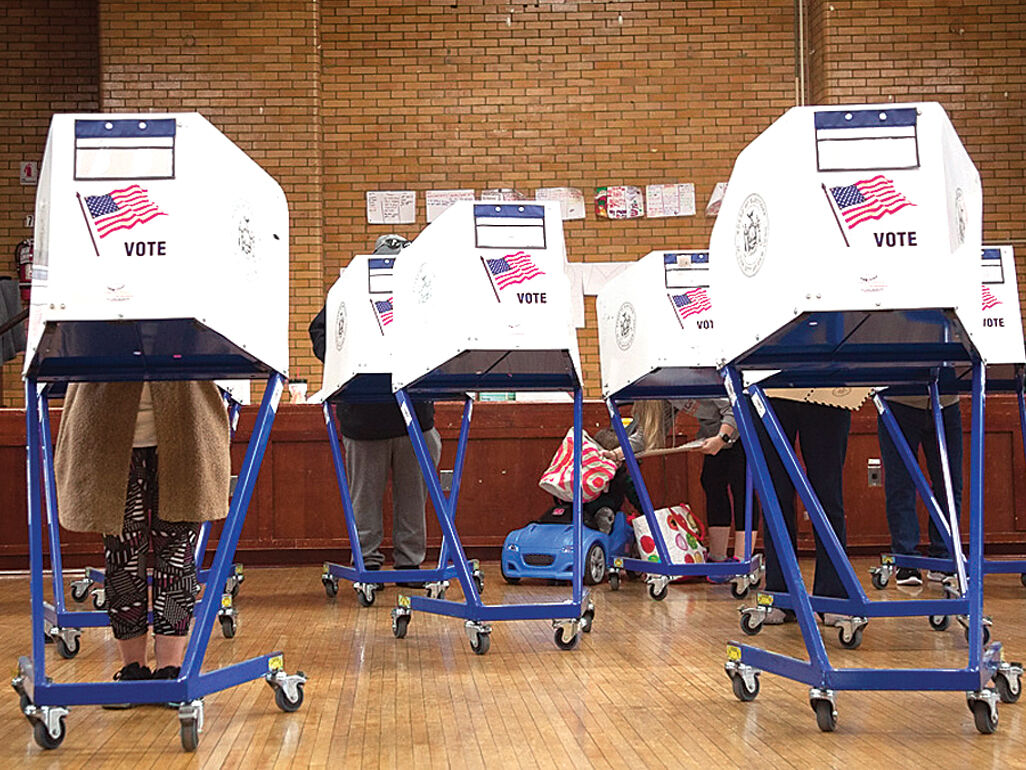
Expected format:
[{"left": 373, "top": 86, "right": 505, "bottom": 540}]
[
  {"left": 645, "top": 183, "right": 695, "bottom": 218},
  {"left": 595, "top": 186, "right": 644, "bottom": 219},
  {"left": 366, "top": 191, "right": 416, "bottom": 225},
  {"left": 425, "top": 189, "right": 475, "bottom": 222},
  {"left": 480, "top": 188, "right": 530, "bottom": 201},
  {"left": 535, "top": 187, "right": 586, "bottom": 220}
]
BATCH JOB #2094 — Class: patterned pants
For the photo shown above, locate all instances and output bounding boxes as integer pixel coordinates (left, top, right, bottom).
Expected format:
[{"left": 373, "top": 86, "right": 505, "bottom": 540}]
[{"left": 103, "top": 447, "right": 200, "bottom": 639}]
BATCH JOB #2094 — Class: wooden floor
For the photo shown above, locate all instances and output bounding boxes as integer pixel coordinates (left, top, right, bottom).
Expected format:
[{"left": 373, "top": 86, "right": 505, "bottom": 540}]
[{"left": 3, "top": 558, "right": 1026, "bottom": 768}]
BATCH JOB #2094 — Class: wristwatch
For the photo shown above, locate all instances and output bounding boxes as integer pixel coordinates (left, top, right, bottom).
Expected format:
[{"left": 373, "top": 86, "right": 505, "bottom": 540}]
[{"left": 718, "top": 431, "right": 734, "bottom": 445}]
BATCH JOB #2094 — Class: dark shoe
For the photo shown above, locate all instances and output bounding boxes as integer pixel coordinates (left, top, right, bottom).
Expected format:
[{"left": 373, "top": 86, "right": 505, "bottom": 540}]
[
  {"left": 594, "top": 507, "right": 615, "bottom": 535},
  {"left": 763, "top": 608, "right": 796, "bottom": 625},
  {"left": 927, "top": 569, "right": 954, "bottom": 583},
  {"left": 394, "top": 564, "right": 424, "bottom": 589},
  {"left": 895, "top": 567, "right": 923, "bottom": 586},
  {"left": 153, "top": 665, "right": 183, "bottom": 708},
  {"left": 103, "top": 662, "right": 152, "bottom": 709}
]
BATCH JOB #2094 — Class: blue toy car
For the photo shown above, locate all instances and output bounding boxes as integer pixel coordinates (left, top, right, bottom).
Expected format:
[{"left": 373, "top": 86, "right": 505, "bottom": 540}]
[{"left": 501, "top": 511, "right": 633, "bottom": 586}]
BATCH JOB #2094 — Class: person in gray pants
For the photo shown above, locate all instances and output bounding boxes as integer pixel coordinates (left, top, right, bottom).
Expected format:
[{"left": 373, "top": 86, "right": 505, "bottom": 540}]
[{"left": 308, "top": 235, "right": 441, "bottom": 578}]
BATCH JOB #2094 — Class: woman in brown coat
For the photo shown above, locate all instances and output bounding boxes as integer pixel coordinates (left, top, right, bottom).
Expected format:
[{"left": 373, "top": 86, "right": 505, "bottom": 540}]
[{"left": 55, "top": 380, "right": 230, "bottom": 693}]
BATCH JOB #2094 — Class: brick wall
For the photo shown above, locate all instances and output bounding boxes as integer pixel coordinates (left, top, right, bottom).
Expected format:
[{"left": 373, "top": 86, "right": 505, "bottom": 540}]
[
  {"left": 2, "top": 0, "right": 1024, "bottom": 404},
  {"left": 0, "top": 0, "right": 99, "bottom": 406}
]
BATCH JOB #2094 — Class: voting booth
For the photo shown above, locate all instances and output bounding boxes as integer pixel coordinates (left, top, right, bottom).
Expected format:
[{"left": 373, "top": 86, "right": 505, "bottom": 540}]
[
  {"left": 710, "top": 103, "right": 1020, "bottom": 735},
  {"left": 14, "top": 113, "right": 305, "bottom": 753},
  {"left": 389, "top": 201, "right": 592, "bottom": 654},
  {"left": 595, "top": 250, "right": 762, "bottom": 597},
  {"left": 317, "top": 254, "right": 467, "bottom": 604}
]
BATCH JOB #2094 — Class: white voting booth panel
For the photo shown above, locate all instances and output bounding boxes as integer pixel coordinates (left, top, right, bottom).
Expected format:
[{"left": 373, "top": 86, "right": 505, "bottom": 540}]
[
  {"left": 322, "top": 254, "right": 396, "bottom": 400},
  {"left": 391, "top": 200, "right": 581, "bottom": 392},
  {"left": 26, "top": 112, "right": 289, "bottom": 379},
  {"left": 597, "top": 250, "right": 725, "bottom": 399},
  {"left": 975, "top": 246, "right": 1024, "bottom": 366},
  {"left": 709, "top": 102, "right": 983, "bottom": 368}
]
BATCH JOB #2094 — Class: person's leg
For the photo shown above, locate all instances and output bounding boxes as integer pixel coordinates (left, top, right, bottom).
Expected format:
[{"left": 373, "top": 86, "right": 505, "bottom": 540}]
[
  {"left": 150, "top": 517, "right": 199, "bottom": 672},
  {"left": 796, "top": 404, "right": 851, "bottom": 599},
  {"left": 877, "top": 403, "right": 925, "bottom": 555},
  {"left": 391, "top": 427, "right": 441, "bottom": 568},
  {"left": 922, "top": 400, "right": 964, "bottom": 559},
  {"left": 756, "top": 398, "right": 801, "bottom": 596},
  {"left": 728, "top": 447, "right": 756, "bottom": 558},
  {"left": 342, "top": 432, "right": 390, "bottom": 569},
  {"left": 701, "top": 451, "right": 732, "bottom": 560},
  {"left": 103, "top": 448, "right": 152, "bottom": 669}
]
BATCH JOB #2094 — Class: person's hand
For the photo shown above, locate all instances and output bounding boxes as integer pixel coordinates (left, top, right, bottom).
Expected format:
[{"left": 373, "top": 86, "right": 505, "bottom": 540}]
[
  {"left": 700, "top": 435, "right": 726, "bottom": 455},
  {"left": 601, "top": 447, "right": 624, "bottom": 461}
]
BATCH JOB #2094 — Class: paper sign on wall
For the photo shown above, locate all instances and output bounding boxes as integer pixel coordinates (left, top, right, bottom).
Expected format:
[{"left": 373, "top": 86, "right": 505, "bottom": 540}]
[
  {"left": 645, "top": 183, "right": 695, "bottom": 218},
  {"left": 595, "top": 186, "right": 644, "bottom": 219},
  {"left": 535, "top": 187, "right": 586, "bottom": 220},
  {"left": 366, "top": 191, "right": 416, "bottom": 225},
  {"left": 705, "top": 182, "right": 727, "bottom": 216},
  {"left": 426, "top": 189, "right": 475, "bottom": 222},
  {"left": 481, "top": 188, "right": 530, "bottom": 201}
]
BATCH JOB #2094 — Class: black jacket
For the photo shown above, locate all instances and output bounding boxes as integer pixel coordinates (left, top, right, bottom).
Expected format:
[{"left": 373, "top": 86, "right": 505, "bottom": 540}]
[{"left": 308, "top": 304, "right": 435, "bottom": 440}]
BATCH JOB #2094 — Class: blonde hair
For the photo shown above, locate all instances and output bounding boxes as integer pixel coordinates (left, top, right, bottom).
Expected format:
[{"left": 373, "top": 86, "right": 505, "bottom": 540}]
[{"left": 630, "top": 400, "right": 669, "bottom": 451}]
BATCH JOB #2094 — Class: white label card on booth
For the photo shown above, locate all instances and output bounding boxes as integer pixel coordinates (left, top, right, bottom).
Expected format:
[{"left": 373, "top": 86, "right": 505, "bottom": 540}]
[
  {"left": 74, "top": 119, "right": 176, "bottom": 180},
  {"left": 474, "top": 204, "right": 547, "bottom": 249},
  {"left": 814, "top": 108, "right": 920, "bottom": 172},
  {"left": 367, "top": 257, "right": 394, "bottom": 294},
  {"left": 663, "top": 252, "right": 709, "bottom": 288},
  {"left": 981, "top": 248, "right": 1004, "bottom": 284}
]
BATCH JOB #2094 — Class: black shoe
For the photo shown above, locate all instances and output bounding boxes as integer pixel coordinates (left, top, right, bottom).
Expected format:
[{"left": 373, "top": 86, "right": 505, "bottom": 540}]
[
  {"left": 395, "top": 564, "right": 424, "bottom": 589},
  {"left": 895, "top": 567, "right": 923, "bottom": 586},
  {"left": 103, "top": 662, "right": 152, "bottom": 710},
  {"left": 153, "top": 665, "right": 183, "bottom": 709}
]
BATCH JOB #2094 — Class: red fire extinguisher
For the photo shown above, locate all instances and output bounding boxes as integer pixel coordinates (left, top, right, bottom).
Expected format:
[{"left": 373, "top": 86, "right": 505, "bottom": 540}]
[{"left": 14, "top": 238, "right": 33, "bottom": 306}]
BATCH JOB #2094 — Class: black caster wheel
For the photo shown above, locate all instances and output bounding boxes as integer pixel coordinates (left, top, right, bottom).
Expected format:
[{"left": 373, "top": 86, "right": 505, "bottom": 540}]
[
  {"left": 33, "top": 718, "right": 66, "bottom": 750},
  {"left": 730, "top": 581, "right": 750, "bottom": 600},
  {"left": 92, "top": 594, "right": 107, "bottom": 611},
  {"left": 220, "top": 615, "right": 237, "bottom": 639},
  {"left": 1020, "top": 572, "right": 1026, "bottom": 588},
  {"left": 740, "top": 613, "right": 763, "bottom": 636},
  {"left": 554, "top": 627, "right": 580, "bottom": 651},
  {"left": 648, "top": 583, "right": 668, "bottom": 601},
  {"left": 501, "top": 571, "right": 520, "bottom": 585},
  {"left": 274, "top": 683, "right": 304, "bottom": 713},
  {"left": 994, "top": 671, "right": 1022, "bottom": 704},
  {"left": 180, "top": 718, "right": 199, "bottom": 752},
  {"left": 70, "top": 583, "right": 90, "bottom": 603},
  {"left": 837, "top": 626, "right": 863, "bottom": 650},
  {"left": 964, "top": 624, "right": 991, "bottom": 646},
  {"left": 473, "top": 572, "right": 485, "bottom": 595},
  {"left": 581, "top": 609, "right": 595, "bottom": 634},
  {"left": 813, "top": 699, "right": 837, "bottom": 732},
  {"left": 928, "top": 615, "right": 950, "bottom": 631},
  {"left": 870, "top": 571, "right": 888, "bottom": 590},
  {"left": 730, "top": 674, "right": 760, "bottom": 702},
  {"left": 356, "top": 589, "right": 376, "bottom": 608},
  {"left": 19, "top": 692, "right": 32, "bottom": 713},
  {"left": 608, "top": 572, "right": 620, "bottom": 591},
  {"left": 470, "top": 632, "right": 490, "bottom": 656},
  {"left": 970, "top": 700, "right": 998, "bottom": 734},
  {"left": 323, "top": 579, "right": 338, "bottom": 598},
  {"left": 56, "top": 636, "right": 80, "bottom": 659},
  {"left": 228, "top": 580, "right": 240, "bottom": 600},
  {"left": 393, "top": 614, "right": 410, "bottom": 639}
]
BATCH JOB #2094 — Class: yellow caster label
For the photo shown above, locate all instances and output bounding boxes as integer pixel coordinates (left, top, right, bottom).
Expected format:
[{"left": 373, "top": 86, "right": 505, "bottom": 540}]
[
  {"left": 268, "top": 654, "right": 284, "bottom": 671},
  {"left": 727, "top": 644, "right": 742, "bottom": 662},
  {"left": 235, "top": 564, "right": 244, "bottom": 575},
  {"left": 756, "top": 593, "right": 774, "bottom": 607},
  {"left": 882, "top": 555, "right": 895, "bottom": 565},
  {"left": 220, "top": 595, "right": 233, "bottom": 609},
  {"left": 322, "top": 562, "right": 330, "bottom": 576},
  {"left": 613, "top": 558, "right": 624, "bottom": 568},
  {"left": 398, "top": 594, "right": 411, "bottom": 609}
]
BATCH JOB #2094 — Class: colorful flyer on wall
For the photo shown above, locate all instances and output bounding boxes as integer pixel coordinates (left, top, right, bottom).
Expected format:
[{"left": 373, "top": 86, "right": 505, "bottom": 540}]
[
  {"left": 645, "top": 183, "right": 695, "bottom": 218},
  {"left": 425, "top": 189, "right": 475, "bottom": 222},
  {"left": 480, "top": 188, "right": 530, "bottom": 201},
  {"left": 595, "top": 186, "right": 644, "bottom": 219},
  {"left": 366, "top": 190, "right": 416, "bottom": 224},
  {"left": 705, "top": 182, "right": 727, "bottom": 216},
  {"left": 535, "top": 187, "right": 586, "bottom": 220}
]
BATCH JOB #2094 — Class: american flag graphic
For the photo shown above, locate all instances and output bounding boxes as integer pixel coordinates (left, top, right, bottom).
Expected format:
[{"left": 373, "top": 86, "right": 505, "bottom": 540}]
[
  {"left": 84, "top": 185, "right": 166, "bottom": 238},
  {"left": 484, "top": 251, "right": 544, "bottom": 290},
  {"left": 670, "top": 288, "right": 711, "bottom": 321},
  {"left": 829, "top": 175, "right": 914, "bottom": 229},
  {"left": 982, "top": 285, "right": 1002, "bottom": 311},
  {"left": 373, "top": 297, "right": 394, "bottom": 328}
]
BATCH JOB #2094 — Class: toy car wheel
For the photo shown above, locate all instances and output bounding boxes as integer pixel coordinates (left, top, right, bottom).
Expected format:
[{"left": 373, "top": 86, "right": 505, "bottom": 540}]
[
  {"left": 584, "top": 543, "right": 606, "bottom": 586},
  {"left": 501, "top": 569, "right": 521, "bottom": 585}
]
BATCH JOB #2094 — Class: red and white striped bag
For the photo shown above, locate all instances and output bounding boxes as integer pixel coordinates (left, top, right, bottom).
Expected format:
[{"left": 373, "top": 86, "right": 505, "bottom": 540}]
[{"left": 538, "top": 428, "right": 619, "bottom": 503}]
